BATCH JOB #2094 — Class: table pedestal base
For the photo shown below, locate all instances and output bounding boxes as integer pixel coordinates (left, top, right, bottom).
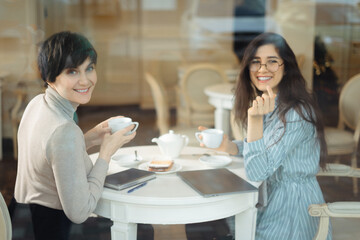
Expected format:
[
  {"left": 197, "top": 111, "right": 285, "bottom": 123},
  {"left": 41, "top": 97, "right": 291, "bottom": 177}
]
[
  {"left": 111, "top": 221, "right": 137, "bottom": 240},
  {"left": 235, "top": 206, "right": 257, "bottom": 239}
]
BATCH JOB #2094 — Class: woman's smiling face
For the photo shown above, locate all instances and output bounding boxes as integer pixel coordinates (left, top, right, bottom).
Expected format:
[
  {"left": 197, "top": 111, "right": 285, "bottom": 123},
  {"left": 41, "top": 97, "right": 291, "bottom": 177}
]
[
  {"left": 249, "top": 44, "right": 284, "bottom": 94},
  {"left": 49, "top": 57, "right": 97, "bottom": 105}
]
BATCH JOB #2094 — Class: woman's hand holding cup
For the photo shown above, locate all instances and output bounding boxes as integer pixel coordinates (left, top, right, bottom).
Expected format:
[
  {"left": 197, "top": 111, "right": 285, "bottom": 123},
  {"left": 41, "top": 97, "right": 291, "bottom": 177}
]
[
  {"left": 84, "top": 118, "right": 112, "bottom": 150},
  {"left": 196, "top": 126, "right": 239, "bottom": 155},
  {"left": 108, "top": 117, "right": 139, "bottom": 135},
  {"left": 195, "top": 128, "right": 224, "bottom": 148},
  {"left": 98, "top": 117, "right": 138, "bottom": 163}
]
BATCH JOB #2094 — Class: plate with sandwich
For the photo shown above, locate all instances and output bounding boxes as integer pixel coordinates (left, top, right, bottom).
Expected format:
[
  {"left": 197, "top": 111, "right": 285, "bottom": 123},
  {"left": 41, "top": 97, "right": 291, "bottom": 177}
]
[{"left": 139, "top": 159, "right": 182, "bottom": 174}]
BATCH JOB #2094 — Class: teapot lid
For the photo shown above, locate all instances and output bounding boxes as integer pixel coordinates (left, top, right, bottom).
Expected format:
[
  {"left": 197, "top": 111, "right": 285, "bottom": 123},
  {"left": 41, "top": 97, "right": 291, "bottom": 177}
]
[{"left": 159, "top": 130, "right": 182, "bottom": 141}]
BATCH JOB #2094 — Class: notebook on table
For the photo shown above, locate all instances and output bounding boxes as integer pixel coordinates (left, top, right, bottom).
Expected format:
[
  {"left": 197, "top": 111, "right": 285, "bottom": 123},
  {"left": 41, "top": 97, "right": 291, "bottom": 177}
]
[
  {"left": 177, "top": 168, "right": 257, "bottom": 198},
  {"left": 104, "top": 168, "right": 156, "bottom": 191}
]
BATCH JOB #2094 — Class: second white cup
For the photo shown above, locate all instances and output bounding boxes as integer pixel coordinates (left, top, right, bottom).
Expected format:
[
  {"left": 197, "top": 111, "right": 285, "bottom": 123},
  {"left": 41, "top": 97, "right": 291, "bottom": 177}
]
[
  {"left": 108, "top": 117, "right": 139, "bottom": 135},
  {"left": 195, "top": 128, "right": 224, "bottom": 148}
]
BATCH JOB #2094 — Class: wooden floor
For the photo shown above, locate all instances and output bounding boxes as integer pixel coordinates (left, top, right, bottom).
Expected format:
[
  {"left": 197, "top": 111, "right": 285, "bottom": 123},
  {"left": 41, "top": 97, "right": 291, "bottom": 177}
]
[{"left": 1, "top": 105, "right": 359, "bottom": 240}]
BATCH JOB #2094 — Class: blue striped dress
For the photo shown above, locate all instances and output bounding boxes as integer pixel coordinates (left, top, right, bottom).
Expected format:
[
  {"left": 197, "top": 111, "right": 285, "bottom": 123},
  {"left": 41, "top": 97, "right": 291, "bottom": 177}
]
[{"left": 235, "top": 106, "right": 332, "bottom": 240}]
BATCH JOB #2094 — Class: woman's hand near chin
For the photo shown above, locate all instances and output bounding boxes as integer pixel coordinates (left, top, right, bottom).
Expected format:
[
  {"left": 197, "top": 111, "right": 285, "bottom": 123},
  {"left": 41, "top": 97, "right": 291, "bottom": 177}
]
[
  {"left": 247, "top": 85, "right": 276, "bottom": 142},
  {"left": 98, "top": 125, "right": 136, "bottom": 163},
  {"left": 197, "top": 126, "right": 239, "bottom": 155}
]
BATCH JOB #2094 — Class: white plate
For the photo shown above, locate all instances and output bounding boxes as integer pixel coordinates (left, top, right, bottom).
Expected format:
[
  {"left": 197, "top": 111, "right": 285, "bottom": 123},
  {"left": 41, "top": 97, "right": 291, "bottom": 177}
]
[
  {"left": 138, "top": 162, "right": 182, "bottom": 175},
  {"left": 111, "top": 154, "right": 143, "bottom": 167},
  {"left": 199, "top": 155, "right": 232, "bottom": 168}
]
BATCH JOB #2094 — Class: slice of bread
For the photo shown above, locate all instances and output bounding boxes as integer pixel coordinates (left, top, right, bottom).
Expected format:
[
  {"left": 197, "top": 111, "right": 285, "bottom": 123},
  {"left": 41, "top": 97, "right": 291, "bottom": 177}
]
[{"left": 148, "top": 160, "right": 174, "bottom": 172}]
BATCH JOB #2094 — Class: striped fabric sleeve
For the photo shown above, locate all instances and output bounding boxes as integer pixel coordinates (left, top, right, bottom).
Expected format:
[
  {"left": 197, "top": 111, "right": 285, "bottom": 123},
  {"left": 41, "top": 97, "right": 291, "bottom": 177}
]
[{"left": 243, "top": 110, "right": 314, "bottom": 182}]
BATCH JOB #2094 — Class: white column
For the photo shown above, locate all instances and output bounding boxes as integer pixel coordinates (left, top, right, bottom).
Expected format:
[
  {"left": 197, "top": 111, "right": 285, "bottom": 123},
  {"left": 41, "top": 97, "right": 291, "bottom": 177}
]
[{"left": 214, "top": 107, "right": 231, "bottom": 135}]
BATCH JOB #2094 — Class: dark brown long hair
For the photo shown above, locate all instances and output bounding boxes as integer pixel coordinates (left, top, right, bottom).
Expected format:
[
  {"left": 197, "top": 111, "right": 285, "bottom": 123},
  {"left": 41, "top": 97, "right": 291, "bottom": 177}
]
[{"left": 234, "top": 32, "right": 327, "bottom": 169}]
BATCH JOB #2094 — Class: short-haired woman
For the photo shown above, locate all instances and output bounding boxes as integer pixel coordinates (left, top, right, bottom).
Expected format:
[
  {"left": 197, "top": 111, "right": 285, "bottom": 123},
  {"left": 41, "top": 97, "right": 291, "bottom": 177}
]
[{"left": 14, "top": 31, "right": 136, "bottom": 240}]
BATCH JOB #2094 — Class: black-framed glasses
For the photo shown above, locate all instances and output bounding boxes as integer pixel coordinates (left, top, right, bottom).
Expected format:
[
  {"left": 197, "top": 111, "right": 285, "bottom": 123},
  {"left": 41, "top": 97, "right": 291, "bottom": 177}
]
[{"left": 249, "top": 60, "right": 284, "bottom": 73}]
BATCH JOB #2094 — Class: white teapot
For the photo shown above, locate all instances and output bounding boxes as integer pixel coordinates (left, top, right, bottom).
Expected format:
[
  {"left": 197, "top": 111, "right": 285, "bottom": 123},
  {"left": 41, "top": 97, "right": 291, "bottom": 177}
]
[{"left": 151, "top": 130, "right": 189, "bottom": 158}]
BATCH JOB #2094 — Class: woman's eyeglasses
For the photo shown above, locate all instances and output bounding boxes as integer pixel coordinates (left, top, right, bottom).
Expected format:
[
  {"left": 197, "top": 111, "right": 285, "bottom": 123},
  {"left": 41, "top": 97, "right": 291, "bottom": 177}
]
[{"left": 249, "top": 60, "right": 284, "bottom": 73}]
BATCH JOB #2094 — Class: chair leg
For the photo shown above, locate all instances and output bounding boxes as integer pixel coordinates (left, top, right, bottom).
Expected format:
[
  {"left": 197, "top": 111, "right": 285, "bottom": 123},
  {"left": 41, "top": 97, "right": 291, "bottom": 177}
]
[
  {"left": 12, "top": 121, "right": 18, "bottom": 160},
  {"left": 334, "top": 156, "right": 340, "bottom": 183},
  {"left": 351, "top": 155, "right": 358, "bottom": 196},
  {"left": 353, "top": 178, "right": 358, "bottom": 196}
]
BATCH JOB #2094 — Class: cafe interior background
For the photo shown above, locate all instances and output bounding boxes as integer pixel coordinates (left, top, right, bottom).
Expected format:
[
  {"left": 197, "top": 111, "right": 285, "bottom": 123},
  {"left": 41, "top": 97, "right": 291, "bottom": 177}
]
[
  {"left": 0, "top": 0, "right": 360, "bottom": 146},
  {"left": 0, "top": 0, "right": 359, "bottom": 142},
  {"left": 0, "top": 0, "right": 359, "bottom": 239}
]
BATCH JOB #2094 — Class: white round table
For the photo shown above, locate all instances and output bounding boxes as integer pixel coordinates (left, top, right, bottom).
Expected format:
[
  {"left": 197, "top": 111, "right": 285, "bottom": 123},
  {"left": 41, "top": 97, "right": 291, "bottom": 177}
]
[
  {"left": 204, "top": 83, "right": 235, "bottom": 135},
  {"left": 91, "top": 145, "right": 259, "bottom": 240}
]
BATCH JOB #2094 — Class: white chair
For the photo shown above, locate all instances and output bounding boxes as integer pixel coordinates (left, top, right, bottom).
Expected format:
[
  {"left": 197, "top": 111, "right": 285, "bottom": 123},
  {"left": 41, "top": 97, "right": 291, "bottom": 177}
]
[
  {"left": 0, "top": 192, "right": 12, "bottom": 240},
  {"left": 324, "top": 73, "right": 360, "bottom": 195},
  {"left": 0, "top": 24, "right": 44, "bottom": 159},
  {"left": 11, "top": 86, "right": 27, "bottom": 159},
  {"left": 309, "top": 164, "right": 360, "bottom": 240},
  {"left": 144, "top": 72, "right": 198, "bottom": 146},
  {"left": 177, "top": 63, "right": 229, "bottom": 127}
]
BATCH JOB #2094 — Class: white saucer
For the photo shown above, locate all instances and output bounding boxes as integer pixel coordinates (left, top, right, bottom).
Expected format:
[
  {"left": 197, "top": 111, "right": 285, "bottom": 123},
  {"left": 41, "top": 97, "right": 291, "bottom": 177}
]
[
  {"left": 138, "top": 162, "right": 182, "bottom": 175},
  {"left": 199, "top": 155, "right": 232, "bottom": 168},
  {"left": 111, "top": 154, "right": 143, "bottom": 167}
]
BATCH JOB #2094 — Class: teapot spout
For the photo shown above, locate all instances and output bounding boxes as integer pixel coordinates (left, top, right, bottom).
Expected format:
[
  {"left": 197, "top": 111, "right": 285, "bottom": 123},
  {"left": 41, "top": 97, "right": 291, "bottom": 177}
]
[{"left": 151, "top": 138, "right": 159, "bottom": 143}]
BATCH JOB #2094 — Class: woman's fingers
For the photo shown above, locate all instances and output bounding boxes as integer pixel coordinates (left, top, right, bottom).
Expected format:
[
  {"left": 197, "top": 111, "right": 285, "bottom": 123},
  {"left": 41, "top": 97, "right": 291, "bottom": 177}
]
[
  {"left": 248, "top": 86, "right": 277, "bottom": 116},
  {"left": 266, "top": 85, "right": 276, "bottom": 111},
  {"left": 100, "top": 127, "right": 136, "bottom": 162},
  {"left": 198, "top": 126, "right": 208, "bottom": 131},
  {"left": 248, "top": 100, "right": 257, "bottom": 116},
  {"left": 252, "top": 99, "right": 258, "bottom": 108},
  {"left": 262, "top": 93, "right": 270, "bottom": 113},
  {"left": 256, "top": 96, "right": 264, "bottom": 115},
  {"left": 111, "top": 126, "right": 136, "bottom": 145},
  {"left": 119, "top": 125, "right": 136, "bottom": 135},
  {"left": 266, "top": 85, "right": 274, "bottom": 98}
]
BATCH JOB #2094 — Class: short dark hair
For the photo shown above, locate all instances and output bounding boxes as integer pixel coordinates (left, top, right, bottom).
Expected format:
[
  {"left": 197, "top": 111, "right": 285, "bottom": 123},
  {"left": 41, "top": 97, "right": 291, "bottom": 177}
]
[{"left": 38, "top": 31, "right": 97, "bottom": 86}]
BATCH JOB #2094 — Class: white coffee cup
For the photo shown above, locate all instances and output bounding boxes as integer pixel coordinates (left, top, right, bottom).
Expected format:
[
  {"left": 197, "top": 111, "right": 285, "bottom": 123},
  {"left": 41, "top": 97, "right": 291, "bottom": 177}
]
[
  {"left": 195, "top": 129, "right": 224, "bottom": 148},
  {"left": 108, "top": 117, "right": 139, "bottom": 135}
]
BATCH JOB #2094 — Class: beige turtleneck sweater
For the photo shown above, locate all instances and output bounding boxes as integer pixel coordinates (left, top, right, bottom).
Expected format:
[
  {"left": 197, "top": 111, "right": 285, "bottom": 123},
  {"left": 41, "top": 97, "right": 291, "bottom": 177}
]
[{"left": 14, "top": 87, "right": 108, "bottom": 224}]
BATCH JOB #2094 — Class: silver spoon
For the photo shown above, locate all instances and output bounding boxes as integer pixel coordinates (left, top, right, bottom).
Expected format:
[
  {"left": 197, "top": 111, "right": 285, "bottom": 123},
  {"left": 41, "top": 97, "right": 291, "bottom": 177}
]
[
  {"left": 192, "top": 153, "right": 212, "bottom": 157},
  {"left": 134, "top": 150, "right": 140, "bottom": 161}
]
